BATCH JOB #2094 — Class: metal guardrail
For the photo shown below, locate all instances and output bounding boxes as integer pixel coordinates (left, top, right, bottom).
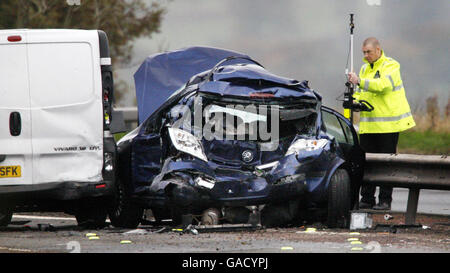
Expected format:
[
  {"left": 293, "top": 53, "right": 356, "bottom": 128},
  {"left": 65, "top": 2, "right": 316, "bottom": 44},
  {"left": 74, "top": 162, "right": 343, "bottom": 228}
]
[
  {"left": 363, "top": 153, "right": 450, "bottom": 190},
  {"left": 115, "top": 106, "right": 138, "bottom": 130},
  {"left": 114, "top": 107, "right": 450, "bottom": 225},
  {"left": 363, "top": 153, "right": 449, "bottom": 225}
]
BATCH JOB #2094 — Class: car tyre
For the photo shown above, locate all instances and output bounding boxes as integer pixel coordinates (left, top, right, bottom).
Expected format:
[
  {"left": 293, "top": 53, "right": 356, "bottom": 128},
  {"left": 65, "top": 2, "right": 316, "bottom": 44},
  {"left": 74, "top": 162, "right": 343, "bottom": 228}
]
[
  {"left": 107, "top": 178, "right": 144, "bottom": 229},
  {"left": 75, "top": 198, "right": 108, "bottom": 229},
  {"left": 0, "top": 208, "right": 12, "bottom": 227},
  {"left": 327, "top": 168, "right": 351, "bottom": 228}
]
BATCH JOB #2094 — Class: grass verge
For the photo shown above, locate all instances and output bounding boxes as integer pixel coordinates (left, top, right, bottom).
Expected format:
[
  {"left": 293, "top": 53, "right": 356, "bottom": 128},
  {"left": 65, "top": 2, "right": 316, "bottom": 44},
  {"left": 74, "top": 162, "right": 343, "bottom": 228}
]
[{"left": 398, "top": 130, "right": 449, "bottom": 155}]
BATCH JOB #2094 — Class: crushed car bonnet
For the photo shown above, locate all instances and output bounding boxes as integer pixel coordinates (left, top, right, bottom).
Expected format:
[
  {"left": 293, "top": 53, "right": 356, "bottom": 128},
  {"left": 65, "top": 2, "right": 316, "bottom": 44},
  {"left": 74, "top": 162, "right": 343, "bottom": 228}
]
[{"left": 134, "top": 46, "right": 320, "bottom": 124}]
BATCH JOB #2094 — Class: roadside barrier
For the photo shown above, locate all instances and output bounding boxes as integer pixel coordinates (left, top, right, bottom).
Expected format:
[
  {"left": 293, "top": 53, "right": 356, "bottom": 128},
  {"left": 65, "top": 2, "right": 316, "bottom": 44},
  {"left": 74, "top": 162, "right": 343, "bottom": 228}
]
[{"left": 363, "top": 153, "right": 450, "bottom": 225}]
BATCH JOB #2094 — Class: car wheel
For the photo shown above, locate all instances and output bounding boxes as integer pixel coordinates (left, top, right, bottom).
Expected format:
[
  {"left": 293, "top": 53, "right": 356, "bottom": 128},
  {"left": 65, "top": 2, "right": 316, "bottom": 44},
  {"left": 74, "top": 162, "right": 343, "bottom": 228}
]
[
  {"left": 75, "top": 198, "right": 108, "bottom": 229},
  {"left": 327, "top": 168, "right": 351, "bottom": 228},
  {"left": 0, "top": 208, "right": 12, "bottom": 227},
  {"left": 107, "top": 178, "right": 144, "bottom": 229}
]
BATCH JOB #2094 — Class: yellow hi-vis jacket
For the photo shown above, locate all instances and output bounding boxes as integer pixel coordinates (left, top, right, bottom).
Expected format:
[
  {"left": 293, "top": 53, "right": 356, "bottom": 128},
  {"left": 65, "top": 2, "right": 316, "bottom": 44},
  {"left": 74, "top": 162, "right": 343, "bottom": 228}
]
[{"left": 353, "top": 51, "right": 416, "bottom": 134}]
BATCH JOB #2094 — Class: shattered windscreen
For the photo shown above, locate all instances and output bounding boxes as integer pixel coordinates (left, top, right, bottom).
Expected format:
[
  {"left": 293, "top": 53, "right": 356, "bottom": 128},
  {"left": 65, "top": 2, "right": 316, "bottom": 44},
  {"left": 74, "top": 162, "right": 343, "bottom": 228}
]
[
  {"left": 204, "top": 104, "right": 267, "bottom": 140},
  {"left": 171, "top": 94, "right": 318, "bottom": 144}
]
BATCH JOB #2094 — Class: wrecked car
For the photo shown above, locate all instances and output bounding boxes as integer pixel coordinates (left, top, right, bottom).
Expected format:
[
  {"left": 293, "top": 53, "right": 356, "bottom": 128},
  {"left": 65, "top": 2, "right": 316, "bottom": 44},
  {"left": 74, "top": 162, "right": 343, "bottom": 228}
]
[{"left": 107, "top": 47, "right": 365, "bottom": 229}]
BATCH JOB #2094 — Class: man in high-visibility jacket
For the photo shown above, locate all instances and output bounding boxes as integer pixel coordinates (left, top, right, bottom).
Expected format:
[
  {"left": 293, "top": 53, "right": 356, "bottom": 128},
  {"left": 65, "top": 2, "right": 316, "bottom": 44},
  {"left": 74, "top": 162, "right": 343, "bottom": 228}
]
[{"left": 348, "top": 37, "right": 415, "bottom": 210}]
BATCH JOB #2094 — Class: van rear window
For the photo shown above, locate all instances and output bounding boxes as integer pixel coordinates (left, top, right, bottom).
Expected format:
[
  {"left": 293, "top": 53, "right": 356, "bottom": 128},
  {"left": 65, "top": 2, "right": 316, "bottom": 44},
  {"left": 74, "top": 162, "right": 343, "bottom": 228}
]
[{"left": 27, "top": 43, "right": 94, "bottom": 107}]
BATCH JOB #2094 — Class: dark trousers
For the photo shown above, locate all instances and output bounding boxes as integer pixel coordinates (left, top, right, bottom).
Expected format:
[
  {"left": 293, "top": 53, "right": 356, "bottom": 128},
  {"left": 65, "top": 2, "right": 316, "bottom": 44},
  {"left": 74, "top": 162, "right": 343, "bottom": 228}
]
[{"left": 359, "top": 132, "right": 399, "bottom": 205}]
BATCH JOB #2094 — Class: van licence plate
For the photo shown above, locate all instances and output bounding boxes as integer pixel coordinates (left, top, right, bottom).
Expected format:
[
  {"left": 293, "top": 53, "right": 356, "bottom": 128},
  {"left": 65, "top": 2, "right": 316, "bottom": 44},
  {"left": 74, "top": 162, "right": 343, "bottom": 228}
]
[{"left": 0, "top": 166, "right": 21, "bottom": 178}]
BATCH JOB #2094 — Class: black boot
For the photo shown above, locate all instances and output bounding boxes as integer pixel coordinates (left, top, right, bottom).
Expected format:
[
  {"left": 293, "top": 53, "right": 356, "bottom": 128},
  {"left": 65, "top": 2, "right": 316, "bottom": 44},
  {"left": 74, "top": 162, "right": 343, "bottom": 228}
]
[{"left": 359, "top": 201, "right": 374, "bottom": 209}]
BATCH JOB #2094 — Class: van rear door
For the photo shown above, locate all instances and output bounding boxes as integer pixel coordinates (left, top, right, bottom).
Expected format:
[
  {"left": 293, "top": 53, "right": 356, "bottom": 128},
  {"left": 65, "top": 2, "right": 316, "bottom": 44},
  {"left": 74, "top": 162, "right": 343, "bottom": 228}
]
[
  {"left": 0, "top": 31, "right": 33, "bottom": 185},
  {"left": 27, "top": 30, "right": 104, "bottom": 184}
]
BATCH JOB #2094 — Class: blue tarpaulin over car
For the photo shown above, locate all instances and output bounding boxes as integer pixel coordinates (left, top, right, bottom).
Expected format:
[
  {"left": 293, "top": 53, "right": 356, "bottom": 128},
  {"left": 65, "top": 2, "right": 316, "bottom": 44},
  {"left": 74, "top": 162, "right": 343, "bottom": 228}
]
[{"left": 134, "top": 46, "right": 254, "bottom": 124}]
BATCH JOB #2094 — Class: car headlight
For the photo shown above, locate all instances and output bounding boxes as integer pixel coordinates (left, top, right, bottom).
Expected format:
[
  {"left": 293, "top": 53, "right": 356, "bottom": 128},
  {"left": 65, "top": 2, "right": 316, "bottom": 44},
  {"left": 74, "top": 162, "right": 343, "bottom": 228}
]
[
  {"left": 168, "top": 127, "right": 208, "bottom": 162},
  {"left": 285, "top": 138, "right": 328, "bottom": 156}
]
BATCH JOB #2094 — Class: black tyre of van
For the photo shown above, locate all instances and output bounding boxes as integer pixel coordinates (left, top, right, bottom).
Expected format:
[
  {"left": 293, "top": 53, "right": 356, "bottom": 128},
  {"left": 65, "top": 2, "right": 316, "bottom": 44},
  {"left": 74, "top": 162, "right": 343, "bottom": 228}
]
[
  {"left": 327, "top": 168, "right": 351, "bottom": 229},
  {"left": 107, "top": 178, "right": 144, "bottom": 229},
  {"left": 75, "top": 199, "right": 108, "bottom": 229},
  {"left": 0, "top": 208, "right": 12, "bottom": 227}
]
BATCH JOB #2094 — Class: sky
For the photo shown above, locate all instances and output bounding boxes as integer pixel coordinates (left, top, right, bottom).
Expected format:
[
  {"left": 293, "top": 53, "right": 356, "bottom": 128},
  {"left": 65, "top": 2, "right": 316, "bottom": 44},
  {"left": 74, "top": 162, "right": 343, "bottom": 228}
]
[{"left": 116, "top": 0, "right": 450, "bottom": 113}]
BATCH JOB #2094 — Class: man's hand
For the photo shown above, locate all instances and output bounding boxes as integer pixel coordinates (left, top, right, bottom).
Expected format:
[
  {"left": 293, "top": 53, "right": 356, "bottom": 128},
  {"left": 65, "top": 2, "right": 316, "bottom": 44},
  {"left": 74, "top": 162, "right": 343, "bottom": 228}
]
[{"left": 348, "top": 72, "right": 360, "bottom": 85}]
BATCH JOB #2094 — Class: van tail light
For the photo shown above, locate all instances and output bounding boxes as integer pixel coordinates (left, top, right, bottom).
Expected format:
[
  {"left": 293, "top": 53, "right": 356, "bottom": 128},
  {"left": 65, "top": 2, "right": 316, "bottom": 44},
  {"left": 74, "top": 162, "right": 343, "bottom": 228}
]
[
  {"left": 8, "top": 36, "right": 22, "bottom": 42},
  {"left": 95, "top": 183, "right": 106, "bottom": 189}
]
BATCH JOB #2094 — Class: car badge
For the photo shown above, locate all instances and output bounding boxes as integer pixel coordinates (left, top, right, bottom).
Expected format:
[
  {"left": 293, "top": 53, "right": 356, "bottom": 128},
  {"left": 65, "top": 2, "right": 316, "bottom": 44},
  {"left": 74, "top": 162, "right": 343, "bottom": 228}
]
[{"left": 242, "top": 150, "right": 254, "bottom": 163}]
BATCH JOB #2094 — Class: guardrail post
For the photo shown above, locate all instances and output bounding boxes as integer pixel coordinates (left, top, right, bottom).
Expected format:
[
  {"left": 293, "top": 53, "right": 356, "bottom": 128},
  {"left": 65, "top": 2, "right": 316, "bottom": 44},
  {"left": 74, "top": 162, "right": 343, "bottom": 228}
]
[{"left": 405, "top": 188, "right": 420, "bottom": 225}]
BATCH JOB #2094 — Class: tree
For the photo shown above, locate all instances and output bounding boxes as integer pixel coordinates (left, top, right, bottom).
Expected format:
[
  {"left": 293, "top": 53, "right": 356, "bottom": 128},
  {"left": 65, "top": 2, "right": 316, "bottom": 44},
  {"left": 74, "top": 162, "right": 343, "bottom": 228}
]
[{"left": 0, "top": 0, "right": 167, "bottom": 103}]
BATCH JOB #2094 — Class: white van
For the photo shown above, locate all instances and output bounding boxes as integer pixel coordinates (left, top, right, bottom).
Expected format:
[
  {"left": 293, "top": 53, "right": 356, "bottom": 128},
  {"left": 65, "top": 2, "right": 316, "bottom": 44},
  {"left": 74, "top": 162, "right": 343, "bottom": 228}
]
[{"left": 0, "top": 29, "right": 122, "bottom": 228}]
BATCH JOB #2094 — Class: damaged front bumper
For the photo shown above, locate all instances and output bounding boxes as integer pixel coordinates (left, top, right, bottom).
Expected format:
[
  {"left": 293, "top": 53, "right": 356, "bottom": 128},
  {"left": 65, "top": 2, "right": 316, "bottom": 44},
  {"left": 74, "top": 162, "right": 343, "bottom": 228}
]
[{"left": 136, "top": 148, "right": 341, "bottom": 210}]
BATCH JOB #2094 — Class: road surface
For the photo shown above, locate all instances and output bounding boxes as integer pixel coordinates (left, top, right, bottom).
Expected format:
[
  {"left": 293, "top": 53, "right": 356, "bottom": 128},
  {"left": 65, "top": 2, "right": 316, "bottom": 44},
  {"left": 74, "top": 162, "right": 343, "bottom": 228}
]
[{"left": 0, "top": 189, "right": 448, "bottom": 254}]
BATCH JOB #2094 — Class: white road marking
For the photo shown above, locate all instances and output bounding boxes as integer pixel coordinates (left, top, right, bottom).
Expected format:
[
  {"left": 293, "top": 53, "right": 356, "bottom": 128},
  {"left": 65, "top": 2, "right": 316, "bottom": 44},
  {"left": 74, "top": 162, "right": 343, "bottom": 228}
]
[
  {"left": 12, "top": 214, "right": 111, "bottom": 223},
  {"left": 0, "top": 246, "right": 33, "bottom": 252},
  {"left": 13, "top": 215, "right": 77, "bottom": 221}
]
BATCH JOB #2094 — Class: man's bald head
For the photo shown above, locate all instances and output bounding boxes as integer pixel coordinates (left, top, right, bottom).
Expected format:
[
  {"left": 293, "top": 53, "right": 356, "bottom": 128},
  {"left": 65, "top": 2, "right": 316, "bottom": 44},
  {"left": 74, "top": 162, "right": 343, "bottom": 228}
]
[
  {"left": 363, "top": 37, "right": 380, "bottom": 48},
  {"left": 362, "top": 37, "right": 382, "bottom": 64}
]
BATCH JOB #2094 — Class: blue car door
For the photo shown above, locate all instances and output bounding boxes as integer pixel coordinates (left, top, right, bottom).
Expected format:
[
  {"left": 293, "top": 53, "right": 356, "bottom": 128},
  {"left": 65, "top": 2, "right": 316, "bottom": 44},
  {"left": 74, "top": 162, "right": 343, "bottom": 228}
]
[{"left": 321, "top": 106, "right": 365, "bottom": 207}]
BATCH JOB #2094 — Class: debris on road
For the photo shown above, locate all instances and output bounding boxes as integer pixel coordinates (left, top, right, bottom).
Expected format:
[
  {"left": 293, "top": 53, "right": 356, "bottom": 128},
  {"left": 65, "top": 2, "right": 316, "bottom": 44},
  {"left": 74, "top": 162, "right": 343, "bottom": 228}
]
[
  {"left": 185, "top": 225, "right": 198, "bottom": 235},
  {"left": 123, "top": 229, "right": 149, "bottom": 235},
  {"left": 350, "top": 212, "right": 373, "bottom": 230},
  {"left": 154, "top": 227, "right": 168, "bottom": 233},
  {"left": 37, "top": 223, "right": 55, "bottom": 232}
]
